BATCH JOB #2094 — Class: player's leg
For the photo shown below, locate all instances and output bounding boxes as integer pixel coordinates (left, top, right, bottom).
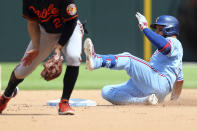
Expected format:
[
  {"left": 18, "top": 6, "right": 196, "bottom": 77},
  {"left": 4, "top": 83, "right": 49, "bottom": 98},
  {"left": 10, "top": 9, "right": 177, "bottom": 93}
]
[
  {"left": 0, "top": 86, "right": 19, "bottom": 113},
  {"left": 0, "top": 27, "right": 58, "bottom": 113},
  {"left": 111, "top": 55, "right": 170, "bottom": 102},
  {"left": 123, "top": 56, "right": 170, "bottom": 102},
  {"left": 59, "top": 20, "right": 83, "bottom": 115},
  {"left": 15, "top": 27, "right": 60, "bottom": 79},
  {"left": 84, "top": 38, "right": 170, "bottom": 102},
  {"left": 107, "top": 56, "right": 170, "bottom": 102},
  {"left": 102, "top": 78, "right": 158, "bottom": 105},
  {"left": 84, "top": 38, "right": 133, "bottom": 72}
]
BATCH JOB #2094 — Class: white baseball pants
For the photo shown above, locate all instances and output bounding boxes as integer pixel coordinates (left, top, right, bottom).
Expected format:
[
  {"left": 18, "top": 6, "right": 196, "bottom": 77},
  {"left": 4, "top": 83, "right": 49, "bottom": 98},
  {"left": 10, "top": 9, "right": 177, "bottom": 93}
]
[{"left": 15, "top": 20, "right": 83, "bottom": 79}]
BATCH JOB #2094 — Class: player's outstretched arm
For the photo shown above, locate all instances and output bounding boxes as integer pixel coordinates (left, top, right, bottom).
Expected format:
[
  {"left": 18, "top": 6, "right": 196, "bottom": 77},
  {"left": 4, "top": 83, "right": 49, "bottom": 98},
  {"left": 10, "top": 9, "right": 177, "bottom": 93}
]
[{"left": 135, "top": 12, "right": 170, "bottom": 55}]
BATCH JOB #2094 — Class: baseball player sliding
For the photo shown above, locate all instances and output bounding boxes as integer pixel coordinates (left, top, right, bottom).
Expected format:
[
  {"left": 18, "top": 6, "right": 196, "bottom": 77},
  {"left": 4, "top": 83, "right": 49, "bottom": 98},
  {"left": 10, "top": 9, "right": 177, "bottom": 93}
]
[
  {"left": 84, "top": 12, "right": 184, "bottom": 105},
  {"left": 0, "top": 0, "right": 83, "bottom": 115}
]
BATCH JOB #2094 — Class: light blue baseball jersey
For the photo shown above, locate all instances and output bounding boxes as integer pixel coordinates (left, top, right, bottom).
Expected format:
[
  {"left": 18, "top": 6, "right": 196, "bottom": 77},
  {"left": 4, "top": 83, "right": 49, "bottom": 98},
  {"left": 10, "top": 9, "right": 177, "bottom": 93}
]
[
  {"left": 91, "top": 37, "right": 183, "bottom": 104},
  {"left": 149, "top": 37, "right": 184, "bottom": 89}
]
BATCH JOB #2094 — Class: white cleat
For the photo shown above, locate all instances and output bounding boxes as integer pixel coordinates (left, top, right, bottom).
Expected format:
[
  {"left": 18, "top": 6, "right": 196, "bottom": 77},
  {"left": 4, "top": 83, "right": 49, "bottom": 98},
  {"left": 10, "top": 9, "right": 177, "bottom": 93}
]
[
  {"left": 84, "top": 38, "right": 94, "bottom": 71},
  {"left": 147, "top": 94, "right": 158, "bottom": 105}
]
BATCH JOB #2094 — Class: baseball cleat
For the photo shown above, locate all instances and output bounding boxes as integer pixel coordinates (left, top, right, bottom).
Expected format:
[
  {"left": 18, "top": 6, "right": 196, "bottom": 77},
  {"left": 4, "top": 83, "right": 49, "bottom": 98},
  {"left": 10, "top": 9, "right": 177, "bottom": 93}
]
[
  {"left": 84, "top": 38, "right": 94, "bottom": 71},
  {"left": 0, "top": 95, "right": 11, "bottom": 114},
  {"left": 147, "top": 94, "right": 158, "bottom": 105},
  {"left": 58, "top": 99, "right": 75, "bottom": 115},
  {"left": 0, "top": 87, "right": 19, "bottom": 114}
]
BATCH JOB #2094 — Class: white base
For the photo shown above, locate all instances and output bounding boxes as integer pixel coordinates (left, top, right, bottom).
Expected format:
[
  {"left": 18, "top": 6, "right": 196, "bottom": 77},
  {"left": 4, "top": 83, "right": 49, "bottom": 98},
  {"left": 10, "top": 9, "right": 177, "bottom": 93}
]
[{"left": 47, "top": 98, "right": 97, "bottom": 107}]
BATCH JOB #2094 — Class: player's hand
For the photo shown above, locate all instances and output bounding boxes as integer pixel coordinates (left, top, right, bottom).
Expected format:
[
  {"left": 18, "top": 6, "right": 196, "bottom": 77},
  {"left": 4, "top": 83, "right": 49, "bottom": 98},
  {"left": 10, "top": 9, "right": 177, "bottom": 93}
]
[
  {"left": 170, "top": 81, "right": 183, "bottom": 101},
  {"left": 170, "top": 90, "right": 181, "bottom": 101},
  {"left": 54, "top": 44, "right": 63, "bottom": 58},
  {"left": 135, "top": 12, "right": 148, "bottom": 31},
  {"left": 21, "top": 49, "right": 39, "bottom": 66}
]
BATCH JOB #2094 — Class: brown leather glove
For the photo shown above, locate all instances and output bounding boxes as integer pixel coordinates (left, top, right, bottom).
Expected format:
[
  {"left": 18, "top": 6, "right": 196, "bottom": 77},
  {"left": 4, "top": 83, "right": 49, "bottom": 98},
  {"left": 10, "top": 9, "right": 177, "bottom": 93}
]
[{"left": 41, "top": 54, "right": 64, "bottom": 81}]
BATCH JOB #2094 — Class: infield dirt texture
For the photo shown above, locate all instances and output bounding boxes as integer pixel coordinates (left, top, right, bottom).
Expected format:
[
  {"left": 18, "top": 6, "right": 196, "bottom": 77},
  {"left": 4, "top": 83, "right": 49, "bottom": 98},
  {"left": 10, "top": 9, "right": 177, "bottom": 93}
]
[{"left": 0, "top": 89, "right": 197, "bottom": 131}]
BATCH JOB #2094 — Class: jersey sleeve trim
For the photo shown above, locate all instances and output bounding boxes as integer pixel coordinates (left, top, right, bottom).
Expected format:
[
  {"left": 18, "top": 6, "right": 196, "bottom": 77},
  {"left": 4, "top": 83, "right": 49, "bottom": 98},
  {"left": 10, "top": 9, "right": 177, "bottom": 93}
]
[
  {"left": 158, "top": 42, "right": 170, "bottom": 52},
  {"left": 176, "top": 79, "right": 184, "bottom": 82},
  {"left": 62, "top": 15, "right": 78, "bottom": 23},
  {"left": 158, "top": 42, "right": 171, "bottom": 55}
]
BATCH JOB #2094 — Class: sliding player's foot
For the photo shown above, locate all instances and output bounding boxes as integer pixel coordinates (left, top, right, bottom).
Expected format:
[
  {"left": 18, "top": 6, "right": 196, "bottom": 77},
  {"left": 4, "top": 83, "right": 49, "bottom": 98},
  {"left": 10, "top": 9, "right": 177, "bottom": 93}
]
[{"left": 84, "top": 38, "right": 95, "bottom": 71}]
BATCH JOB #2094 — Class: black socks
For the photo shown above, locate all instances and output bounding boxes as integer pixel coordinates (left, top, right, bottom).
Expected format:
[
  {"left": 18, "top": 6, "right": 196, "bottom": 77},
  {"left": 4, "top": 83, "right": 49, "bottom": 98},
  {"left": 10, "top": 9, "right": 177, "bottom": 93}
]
[
  {"left": 4, "top": 71, "right": 24, "bottom": 97},
  {"left": 4, "top": 66, "right": 79, "bottom": 99},
  {"left": 61, "top": 66, "right": 79, "bottom": 100}
]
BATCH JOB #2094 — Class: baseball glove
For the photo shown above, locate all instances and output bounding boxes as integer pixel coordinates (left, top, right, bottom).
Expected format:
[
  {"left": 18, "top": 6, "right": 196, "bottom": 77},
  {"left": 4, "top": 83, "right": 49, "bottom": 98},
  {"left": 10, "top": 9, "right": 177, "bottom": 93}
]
[{"left": 41, "top": 54, "right": 64, "bottom": 81}]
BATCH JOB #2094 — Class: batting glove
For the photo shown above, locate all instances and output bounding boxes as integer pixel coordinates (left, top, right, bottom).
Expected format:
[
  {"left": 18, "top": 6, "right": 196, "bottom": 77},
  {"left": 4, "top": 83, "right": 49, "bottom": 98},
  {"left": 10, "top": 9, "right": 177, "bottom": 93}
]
[{"left": 135, "top": 12, "right": 148, "bottom": 31}]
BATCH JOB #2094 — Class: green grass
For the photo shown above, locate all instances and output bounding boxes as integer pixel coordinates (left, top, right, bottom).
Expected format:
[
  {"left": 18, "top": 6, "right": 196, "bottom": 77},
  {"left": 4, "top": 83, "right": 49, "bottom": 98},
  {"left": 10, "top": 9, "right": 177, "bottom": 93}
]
[
  {"left": 182, "top": 63, "right": 197, "bottom": 88},
  {"left": 0, "top": 62, "right": 129, "bottom": 90},
  {"left": 0, "top": 62, "right": 197, "bottom": 90}
]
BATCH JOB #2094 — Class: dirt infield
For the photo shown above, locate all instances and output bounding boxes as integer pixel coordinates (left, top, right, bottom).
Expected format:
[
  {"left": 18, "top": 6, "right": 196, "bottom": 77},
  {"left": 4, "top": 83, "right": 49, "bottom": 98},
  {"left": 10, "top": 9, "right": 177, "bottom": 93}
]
[{"left": 0, "top": 89, "right": 197, "bottom": 131}]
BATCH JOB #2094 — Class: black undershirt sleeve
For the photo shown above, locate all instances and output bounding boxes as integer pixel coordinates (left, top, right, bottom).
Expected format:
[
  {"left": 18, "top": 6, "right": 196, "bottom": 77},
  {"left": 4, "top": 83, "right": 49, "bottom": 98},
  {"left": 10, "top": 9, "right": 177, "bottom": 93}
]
[{"left": 58, "top": 18, "right": 77, "bottom": 46}]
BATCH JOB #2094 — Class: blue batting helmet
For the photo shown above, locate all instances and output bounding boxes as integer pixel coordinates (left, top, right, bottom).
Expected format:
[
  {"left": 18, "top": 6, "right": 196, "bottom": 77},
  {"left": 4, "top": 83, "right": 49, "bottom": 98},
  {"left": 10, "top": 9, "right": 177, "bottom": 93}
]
[{"left": 150, "top": 15, "right": 179, "bottom": 36}]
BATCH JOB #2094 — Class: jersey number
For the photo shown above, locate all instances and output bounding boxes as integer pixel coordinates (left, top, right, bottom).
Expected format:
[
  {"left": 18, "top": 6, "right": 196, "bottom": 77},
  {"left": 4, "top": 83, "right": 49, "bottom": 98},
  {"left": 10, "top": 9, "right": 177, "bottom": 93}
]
[{"left": 53, "top": 18, "right": 62, "bottom": 29}]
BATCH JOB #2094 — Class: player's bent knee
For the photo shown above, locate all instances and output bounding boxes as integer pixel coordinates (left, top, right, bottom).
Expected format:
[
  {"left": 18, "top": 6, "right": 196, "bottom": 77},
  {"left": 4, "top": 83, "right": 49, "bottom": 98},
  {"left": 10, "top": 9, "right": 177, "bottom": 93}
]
[
  {"left": 102, "top": 88, "right": 124, "bottom": 105},
  {"left": 122, "top": 52, "right": 131, "bottom": 56},
  {"left": 102, "top": 86, "right": 111, "bottom": 99},
  {"left": 102, "top": 86, "right": 116, "bottom": 102}
]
